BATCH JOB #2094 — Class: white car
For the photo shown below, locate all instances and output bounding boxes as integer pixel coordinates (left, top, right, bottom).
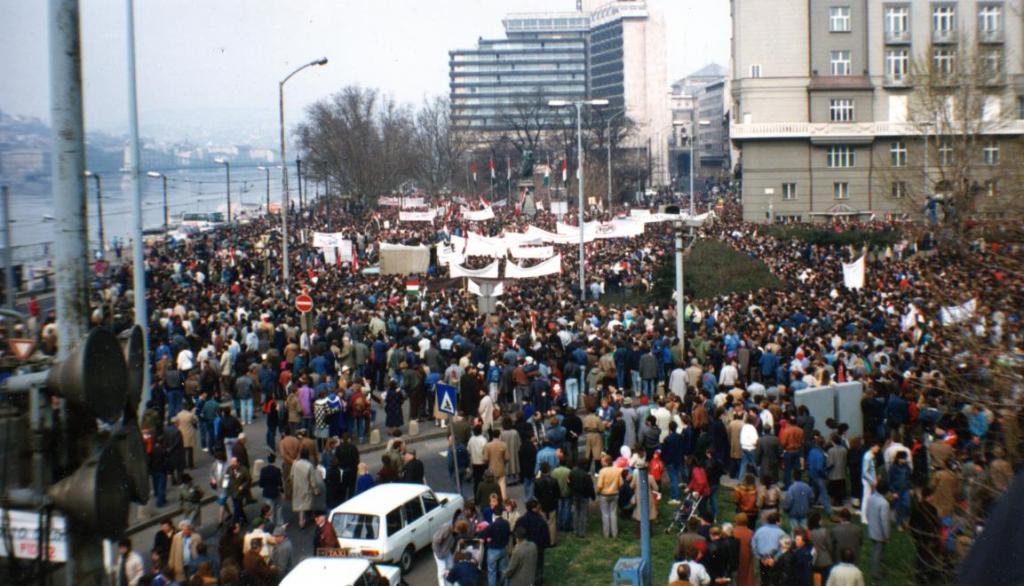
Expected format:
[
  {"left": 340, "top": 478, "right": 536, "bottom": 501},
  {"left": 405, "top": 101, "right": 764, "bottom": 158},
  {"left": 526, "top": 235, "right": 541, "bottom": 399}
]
[
  {"left": 327, "top": 484, "right": 464, "bottom": 574},
  {"left": 279, "top": 557, "right": 401, "bottom": 586}
]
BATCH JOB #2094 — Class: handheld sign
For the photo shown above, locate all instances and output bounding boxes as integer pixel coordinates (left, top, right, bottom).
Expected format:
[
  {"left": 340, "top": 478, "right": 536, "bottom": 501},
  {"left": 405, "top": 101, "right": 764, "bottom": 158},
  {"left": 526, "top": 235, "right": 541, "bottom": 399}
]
[{"left": 436, "top": 383, "right": 457, "bottom": 416}]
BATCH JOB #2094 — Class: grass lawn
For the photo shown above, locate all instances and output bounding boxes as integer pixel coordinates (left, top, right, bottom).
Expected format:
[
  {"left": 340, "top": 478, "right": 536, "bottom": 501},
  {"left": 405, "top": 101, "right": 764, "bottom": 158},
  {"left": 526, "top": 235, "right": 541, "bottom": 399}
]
[{"left": 544, "top": 485, "right": 918, "bottom": 585}]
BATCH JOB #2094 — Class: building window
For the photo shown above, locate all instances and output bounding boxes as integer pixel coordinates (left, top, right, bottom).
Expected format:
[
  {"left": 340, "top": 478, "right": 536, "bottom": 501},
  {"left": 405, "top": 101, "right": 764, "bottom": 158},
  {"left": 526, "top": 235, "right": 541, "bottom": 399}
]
[
  {"left": 885, "top": 6, "right": 909, "bottom": 34},
  {"left": 750, "top": 64, "right": 762, "bottom": 78},
  {"left": 983, "top": 142, "right": 999, "bottom": 165},
  {"left": 938, "top": 140, "right": 954, "bottom": 166},
  {"left": 978, "top": 5, "right": 1001, "bottom": 34},
  {"left": 890, "top": 141, "right": 907, "bottom": 167},
  {"left": 829, "top": 6, "right": 851, "bottom": 32},
  {"left": 782, "top": 183, "right": 798, "bottom": 200},
  {"left": 932, "top": 5, "right": 956, "bottom": 34},
  {"left": 829, "top": 99, "right": 855, "bottom": 122},
  {"left": 885, "top": 49, "right": 909, "bottom": 80},
  {"left": 982, "top": 48, "right": 1002, "bottom": 78},
  {"left": 830, "top": 50, "right": 852, "bottom": 76},
  {"left": 891, "top": 182, "right": 907, "bottom": 198},
  {"left": 1018, "top": 96, "right": 1024, "bottom": 119},
  {"left": 985, "top": 180, "right": 998, "bottom": 197},
  {"left": 827, "top": 145, "right": 856, "bottom": 168},
  {"left": 933, "top": 47, "right": 956, "bottom": 75},
  {"left": 834, "top": 182, "right": 850, "bottom": 200}
]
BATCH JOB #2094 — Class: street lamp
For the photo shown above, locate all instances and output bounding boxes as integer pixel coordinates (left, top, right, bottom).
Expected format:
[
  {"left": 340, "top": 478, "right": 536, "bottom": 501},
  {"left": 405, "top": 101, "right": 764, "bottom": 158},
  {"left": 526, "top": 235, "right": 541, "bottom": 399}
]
[
  {"left": 83, "top": 170, "right": 105, "bottom": 255},
  {"left": 548, "top": 98, "right": 609, "bottom": 301},
  {"left": 688, "top": 119, "right": 712, "bottom": 215},
  {"left": 257, "top": 166, "right": 272, "bottom": 212},
  {"left": 606, "top": 110, "right": 625, "bottom": 210},
  {"left": 145, "top": 171, "right": 169, "bottom": 231},
  {"left": 214, "top": 158, "right": 231, "bottom": 222},
  {"left": 674, "top": 214, "right": 707, "bottom": 358},
  {"left": 279, "top": 57, "right": 328, "bottom": 287}
]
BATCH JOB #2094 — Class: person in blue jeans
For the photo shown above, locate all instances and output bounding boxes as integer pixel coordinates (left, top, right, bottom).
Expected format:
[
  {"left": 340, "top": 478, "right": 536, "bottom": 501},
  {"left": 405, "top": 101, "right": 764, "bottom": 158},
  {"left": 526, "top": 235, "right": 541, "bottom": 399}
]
[
  {"left": 888, "top": 451, "right": 912, "bottom": 527},
  {"left": 149, "top": 437, "right": 170, "bottom": 507},
  {"left": 660, "top": 421, "right": 686, "bottom": 503},
  {"left": 806, "top": 437, "right": 833, "bottom": 515},
  {"left": 479, "top": 514, "right": 511, "bottom": 586}
]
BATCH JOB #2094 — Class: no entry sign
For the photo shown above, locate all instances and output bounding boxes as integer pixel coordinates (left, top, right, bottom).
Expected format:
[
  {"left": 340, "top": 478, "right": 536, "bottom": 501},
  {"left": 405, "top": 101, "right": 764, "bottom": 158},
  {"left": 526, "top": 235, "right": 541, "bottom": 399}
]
[{"left": 295, "top": 293, "right": 313, "bottom": 313}]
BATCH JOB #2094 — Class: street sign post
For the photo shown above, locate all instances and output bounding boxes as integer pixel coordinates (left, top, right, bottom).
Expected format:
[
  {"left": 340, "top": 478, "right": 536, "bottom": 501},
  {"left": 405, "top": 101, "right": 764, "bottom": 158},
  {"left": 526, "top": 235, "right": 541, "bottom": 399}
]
[
  {"left": 435, "top": 383, "right": 461, "bottom": 496},
  {"left": 8, "top": 338, "right": 35, "bottom": 361},
  {"left": 295, "top": 293, "right": 313, "bottom": 313}
]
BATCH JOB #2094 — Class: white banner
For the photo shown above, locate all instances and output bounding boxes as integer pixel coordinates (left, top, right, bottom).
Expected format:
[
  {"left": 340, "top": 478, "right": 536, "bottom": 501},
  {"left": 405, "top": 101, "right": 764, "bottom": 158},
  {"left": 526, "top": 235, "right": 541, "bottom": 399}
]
[
  {"left": 468, "top": 279, "right": 504, "bottom": 297},
  {"left": 449, "top": 260, "right": 500, "bottom": 279},
  {"left": 463, "top": 232, "right": 508, "bottom": 258},
  {"left": 505, "top": 254, "right": 562, "bottom": 279},
  {"left": 312, "top": 232, "right": 345, "bottom": 248},
  {"left": 461, "top": 205, "right": 495, "bottom": 222},
  {"left": 378, "top": 196, "right": 401, "bottom": 206},
  {"left": 842, "top": 256, "right": 866, "bottom": 289},
  {"left": 436, "top": 243, "right": 465, "bottom": 266},
  {"left": 940, "top": 298, "right": 977, "bottom": 325},
  {"left": 0, "top": 508, "right": 68, "bottom": 562},
  {"left": 399, "top": 210, "right": 437, "bottom": 222},
  {"left": 401, "top": 197, "right": 426, "bottom": 208},
  {"left": 322, "top": 247, "right": 336, "bottom": 265},
  {"left": 509, "top": 245, "right": 554, "bottom": 259}
]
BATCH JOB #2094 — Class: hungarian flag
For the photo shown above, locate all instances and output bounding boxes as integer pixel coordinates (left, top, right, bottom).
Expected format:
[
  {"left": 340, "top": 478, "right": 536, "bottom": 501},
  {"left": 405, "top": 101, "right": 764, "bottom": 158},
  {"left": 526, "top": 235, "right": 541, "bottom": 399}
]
[
  {"left": 471, "top": 161, "right": 477, "bottom": 183},
  {"left": 489, "top": 157, "right": 496, "bottom": 180},
  {"left": 561, "top": 159, "right": 568, "bottom": 183},
  {"left": 405, "top": 277, "right": 420, "bottom": 296},
  {"left": 506, "top": 156, "right": 512, "bottom": 181},
  {"left": 480, "top": 195, "right": 490, "bottom": 207}
]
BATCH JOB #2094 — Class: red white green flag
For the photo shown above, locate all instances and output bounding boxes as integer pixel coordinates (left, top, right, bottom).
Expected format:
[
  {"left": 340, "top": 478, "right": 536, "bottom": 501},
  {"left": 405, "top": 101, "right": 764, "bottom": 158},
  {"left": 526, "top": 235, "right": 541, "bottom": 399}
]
[{"left": 406, "top": 277, "right": 420, "bottom": 296}]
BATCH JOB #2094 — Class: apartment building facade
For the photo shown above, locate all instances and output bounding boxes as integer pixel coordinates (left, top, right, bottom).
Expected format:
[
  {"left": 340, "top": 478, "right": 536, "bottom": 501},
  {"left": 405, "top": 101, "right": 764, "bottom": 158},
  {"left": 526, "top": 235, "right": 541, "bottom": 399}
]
[{"left": 731, "top": 0, "right": 1024, "bottom": 223}]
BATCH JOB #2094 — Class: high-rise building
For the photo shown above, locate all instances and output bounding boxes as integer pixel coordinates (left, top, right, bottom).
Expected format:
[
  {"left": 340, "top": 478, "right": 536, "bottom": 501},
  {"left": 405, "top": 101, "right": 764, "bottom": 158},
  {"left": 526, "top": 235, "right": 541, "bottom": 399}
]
[
  {"left": 449, "top": 1, "right": 671, "bottom": 185},
  {"left": 730, "top": 0, "right": 1024, "bottom": 223},
  {"left": 669, "top": 64, "right": 731, "bottom": 188}
]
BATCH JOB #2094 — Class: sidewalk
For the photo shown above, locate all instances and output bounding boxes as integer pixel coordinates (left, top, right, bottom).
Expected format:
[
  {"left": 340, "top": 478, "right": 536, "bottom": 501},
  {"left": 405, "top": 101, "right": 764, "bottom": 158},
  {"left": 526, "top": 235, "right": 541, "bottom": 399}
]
[{"left": 126, "top": 407, "right": 448, "bottom": 535}]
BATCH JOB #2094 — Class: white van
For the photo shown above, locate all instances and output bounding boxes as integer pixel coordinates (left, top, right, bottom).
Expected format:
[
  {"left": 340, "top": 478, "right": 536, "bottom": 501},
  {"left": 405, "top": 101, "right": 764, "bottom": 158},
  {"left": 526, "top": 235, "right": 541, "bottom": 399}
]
[
  {"left": 279, "top": 557, "right": 400, "bottom": 586},
  {"left": 326, "top": 484, "right": 464, "bottom": 574}
]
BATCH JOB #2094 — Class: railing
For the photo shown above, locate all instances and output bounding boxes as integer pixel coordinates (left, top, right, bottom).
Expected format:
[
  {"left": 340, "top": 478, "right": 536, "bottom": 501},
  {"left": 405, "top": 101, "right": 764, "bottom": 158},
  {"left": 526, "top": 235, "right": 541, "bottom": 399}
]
[
  {"left": 883, "top": 73, "right": 911, "bottom": 88},
  {"left": 978, "top": 28, "right": 1004, "bottom": 43},
  {"left": 731, "top": 120, "right": 1024, "bottom": 139},
  {"left": 932, "top": 28, "right": 958, "bottom": 44},
  {"left": 884, "top": 29, "right": 911, "bottom": 44}
]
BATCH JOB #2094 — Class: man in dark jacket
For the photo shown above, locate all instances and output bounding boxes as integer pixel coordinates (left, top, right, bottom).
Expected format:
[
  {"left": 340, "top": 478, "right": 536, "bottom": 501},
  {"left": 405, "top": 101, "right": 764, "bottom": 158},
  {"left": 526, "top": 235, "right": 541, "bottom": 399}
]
[
  {"left": 568, "top": 460, "right": 595, "bottom": 537},
  {"left": 401, "top": 448, "right": 425, "bottom": 484},
  {"left": 661, "top": 421, "right": 686, "bottom": 504},
  {"left": 533, "top": 463, "right": 560, "bottom": 547},
  {"left": 514, "top": 500, "right": 551, "bottom": 585},
  {"left": 755, "top": 424, "right": 781, "bottom": 483},
  {"left": 258, "top": 453, "right": 284, "bottom": 526},
  {"left": 333, "top": 432, "right": 360, "bottom": 502}
]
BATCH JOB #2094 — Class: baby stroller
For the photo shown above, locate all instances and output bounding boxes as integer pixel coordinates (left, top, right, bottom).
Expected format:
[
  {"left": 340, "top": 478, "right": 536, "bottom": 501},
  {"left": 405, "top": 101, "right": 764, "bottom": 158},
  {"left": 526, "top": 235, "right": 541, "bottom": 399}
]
[{"left": 664, "top": 491, "right": 703, "bottom": 534}]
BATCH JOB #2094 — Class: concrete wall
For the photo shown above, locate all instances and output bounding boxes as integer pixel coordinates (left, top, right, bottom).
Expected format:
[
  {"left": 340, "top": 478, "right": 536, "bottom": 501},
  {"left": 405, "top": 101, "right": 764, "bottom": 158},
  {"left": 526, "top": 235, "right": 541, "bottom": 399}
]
[{"left": 793, "top": 381, "right": 864, "bottom": 439}]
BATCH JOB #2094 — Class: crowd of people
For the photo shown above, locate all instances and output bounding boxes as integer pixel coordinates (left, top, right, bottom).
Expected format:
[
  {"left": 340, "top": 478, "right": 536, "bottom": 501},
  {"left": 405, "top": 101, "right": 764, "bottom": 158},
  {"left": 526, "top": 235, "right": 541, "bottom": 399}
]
[{"left": 17, "top": 183, "right": 1021, "bottom": 585}]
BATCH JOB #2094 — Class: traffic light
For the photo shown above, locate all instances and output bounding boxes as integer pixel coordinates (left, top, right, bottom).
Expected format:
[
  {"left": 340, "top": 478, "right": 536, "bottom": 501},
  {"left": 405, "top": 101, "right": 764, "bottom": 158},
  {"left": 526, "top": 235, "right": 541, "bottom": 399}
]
[
  {"left": 120, "top": 325, "right": 145, "bottom": 412},
  {"left": 46, "top": 326, "right": 127, "bottom": 423}
]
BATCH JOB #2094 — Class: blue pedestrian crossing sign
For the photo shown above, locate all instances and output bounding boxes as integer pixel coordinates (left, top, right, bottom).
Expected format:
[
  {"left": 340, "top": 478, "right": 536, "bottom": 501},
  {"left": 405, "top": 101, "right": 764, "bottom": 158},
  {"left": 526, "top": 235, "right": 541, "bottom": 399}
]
[{"left": 436, "top": 383, "right": 457, "bottom": 416}]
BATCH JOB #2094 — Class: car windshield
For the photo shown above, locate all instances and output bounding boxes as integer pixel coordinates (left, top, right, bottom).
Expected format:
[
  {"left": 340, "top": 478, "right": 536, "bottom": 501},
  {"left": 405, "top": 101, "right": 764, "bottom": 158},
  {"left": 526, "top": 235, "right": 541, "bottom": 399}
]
[{"left": 332, "top": 513, "right": 380, "bottom": 540}]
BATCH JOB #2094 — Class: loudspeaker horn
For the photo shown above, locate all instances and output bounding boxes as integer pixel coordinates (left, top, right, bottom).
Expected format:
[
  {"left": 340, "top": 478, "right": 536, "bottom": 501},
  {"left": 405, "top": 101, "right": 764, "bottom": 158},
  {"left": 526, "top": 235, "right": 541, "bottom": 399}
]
[
  {"left": 119, "top": 325, "right": 145, "bottom": 411},
  {"left": 47, "top": 327, "right": 128, "bottom": 422},
  {"left": 112, "top": 418, "right": 150, "bottom": 505},
  {"left": 47, "top": 446, "right": 132, "bottom": 539}
]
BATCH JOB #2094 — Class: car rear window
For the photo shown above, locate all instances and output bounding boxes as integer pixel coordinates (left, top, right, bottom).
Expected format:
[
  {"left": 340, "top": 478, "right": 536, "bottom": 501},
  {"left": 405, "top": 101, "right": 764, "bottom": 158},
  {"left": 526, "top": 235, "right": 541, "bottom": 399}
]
[{"left": 332, "top": 513, "right": 379, "bottom": 540}]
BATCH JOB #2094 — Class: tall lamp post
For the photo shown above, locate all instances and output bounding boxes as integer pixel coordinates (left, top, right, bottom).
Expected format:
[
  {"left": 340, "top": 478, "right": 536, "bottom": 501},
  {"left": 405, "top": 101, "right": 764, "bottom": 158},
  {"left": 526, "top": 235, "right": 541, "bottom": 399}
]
[
  {"left": 548, "top": 98, "right": 608, "bottom": 301},
  {"left": 278, "top": 57, "right": 328, "bottom": 287},
  {"left": 83, "top": 170, "right": 105, "bottom": 255},
  {"left": 606, "top": 109, "right": 625, "bottom": 210},
  {"left": 689, "top": 118, "right": 711, "bottom": 215},
  {"left": 145, "top": 171, "right": 169, "bottom": 231},
  {"left": 213, "top": 158, "right": 231, "bottom": 222},
  {"left": 257, "top": 165, "right": 271, "bottom": 212}
]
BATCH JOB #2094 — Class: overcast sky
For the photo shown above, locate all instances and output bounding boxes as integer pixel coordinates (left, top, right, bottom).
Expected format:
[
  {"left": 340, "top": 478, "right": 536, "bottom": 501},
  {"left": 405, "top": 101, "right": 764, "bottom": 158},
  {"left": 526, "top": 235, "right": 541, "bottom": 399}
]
[{"left": 0, "top": 0, "right": 729, "bottom": 139}]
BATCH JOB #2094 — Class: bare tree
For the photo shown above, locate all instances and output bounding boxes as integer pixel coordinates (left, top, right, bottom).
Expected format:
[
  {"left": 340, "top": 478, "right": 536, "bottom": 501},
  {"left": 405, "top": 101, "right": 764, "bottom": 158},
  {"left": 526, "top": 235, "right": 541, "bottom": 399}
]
[
  {"left": 296, "top": 86, "right": 418, "bottom": 201},
  {"left": 498, "top": 87, "right": 552, "bottom": 155},
  {"left": 413, "top": 95, "right": 469, "bottom": 195},
  {"left": 880, "top": 40, "right": 1024, "bottom": 235}
]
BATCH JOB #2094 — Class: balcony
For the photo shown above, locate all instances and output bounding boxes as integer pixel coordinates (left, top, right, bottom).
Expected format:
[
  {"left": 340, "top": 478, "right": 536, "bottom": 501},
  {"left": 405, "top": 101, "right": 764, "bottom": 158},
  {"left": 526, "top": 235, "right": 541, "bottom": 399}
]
[
  {"left": 729, "top": 120, "right": 1024, "bottom": 140},
  {"left": 884, "top": 29, "right": 911, "bottom": 44},
  {"left": 978, "top": 28, "right": 1004, "bottom": 44},
  {"left": 932, "top": 28, "right": 958, "bottom": 44},
  {"left": 883, "top": 73, "right": 911, "bottom": 88}
]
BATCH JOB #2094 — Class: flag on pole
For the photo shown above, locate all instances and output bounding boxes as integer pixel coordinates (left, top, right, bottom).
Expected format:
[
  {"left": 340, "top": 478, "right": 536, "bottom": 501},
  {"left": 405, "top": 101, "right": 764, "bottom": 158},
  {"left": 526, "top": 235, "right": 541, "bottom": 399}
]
[
  {"left": 561, "top": 159, "right": 568, "bottom": 183},
  {"left": 405, "top": 277, "right": 421, "bottom": 296},
  {"left": 506, "top": 156, "right": 512, "bottom": 181},
  {"left": 489, "top": 157, "right": 496, "bottom": 180},
  {"left": 471, "top": 161, "right": 477, "bottom": 183}
]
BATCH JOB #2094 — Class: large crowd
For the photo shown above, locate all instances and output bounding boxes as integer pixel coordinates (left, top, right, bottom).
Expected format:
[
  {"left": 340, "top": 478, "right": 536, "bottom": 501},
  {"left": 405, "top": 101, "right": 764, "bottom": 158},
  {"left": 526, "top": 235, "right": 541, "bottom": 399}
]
[{"left": 21, "top": 185, "right": 1022, "bottom": 586}]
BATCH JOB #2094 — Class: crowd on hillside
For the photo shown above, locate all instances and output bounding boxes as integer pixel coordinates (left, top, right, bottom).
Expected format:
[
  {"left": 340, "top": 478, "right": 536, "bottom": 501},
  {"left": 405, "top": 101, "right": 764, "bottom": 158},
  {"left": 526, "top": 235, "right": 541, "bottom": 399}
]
[{"left": 15, "top": 185, "right": 1022, "bottom": 585}]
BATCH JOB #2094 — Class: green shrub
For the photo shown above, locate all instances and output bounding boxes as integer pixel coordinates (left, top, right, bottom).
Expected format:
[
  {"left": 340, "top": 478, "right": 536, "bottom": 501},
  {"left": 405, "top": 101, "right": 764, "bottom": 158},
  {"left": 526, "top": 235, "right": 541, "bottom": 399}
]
[
  {"left": 650, "top": 240, "right": 784, "bottom": 302},
  {"left": 763, "top": 225, "right": 901, "bottom": 247}
]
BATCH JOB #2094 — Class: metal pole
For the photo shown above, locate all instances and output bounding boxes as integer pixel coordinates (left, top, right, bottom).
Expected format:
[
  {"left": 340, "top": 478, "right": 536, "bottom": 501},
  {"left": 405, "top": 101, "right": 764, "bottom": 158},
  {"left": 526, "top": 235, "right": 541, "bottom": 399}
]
[
  {"left": 607, "top": 118, "right": 613, "bottom": 210},
  {"left": 689, "top": 113, "right": 695, "bottom": 215},
  {"left": 674, "top": 221, "right": 684, "bottom": 344},
  {"left": 161, "top": 175, "right": 168, "bottom": 231},
  {"left": 124, "top": 0, "right": 150, "bottom": 420},
  {"left": 637, "top": 462, "right": 652, "bottom": 585},
  {"left": 2, "top": 186, "right": 14, "bottom": 310},
  {"left": 576, "top": 102, "right": 586, "bottom": 301},
  {"left": 450, "top": 414, "right": 462, "bottom": 496},
  {"left": 279, "top": 82, "right": 291, "bottom": 285},
  {"left": 296, "top": 158, "right": 303, "bottom": 215},
  {"left": 50, "top": 1, "right": 101, "bottom": 583},
  {"left": 224, "top": 161, "right": 232, "bottom": 223},
  {"left": 93, "top": 174, "right": 105, "bottom": 256},
  {"left": 265, "top": 167, "right": 271, "bottom": 212}
]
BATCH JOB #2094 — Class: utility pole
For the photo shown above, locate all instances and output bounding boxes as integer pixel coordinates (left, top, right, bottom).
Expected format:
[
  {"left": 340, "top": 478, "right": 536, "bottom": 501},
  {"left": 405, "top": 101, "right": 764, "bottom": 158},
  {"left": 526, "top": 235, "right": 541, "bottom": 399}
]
[
  {"left": 296, "top": 158, "right": 304, "bottom": 215},
  {"left": 2, "top": 186, "right": 14, "bottom": 310}
]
